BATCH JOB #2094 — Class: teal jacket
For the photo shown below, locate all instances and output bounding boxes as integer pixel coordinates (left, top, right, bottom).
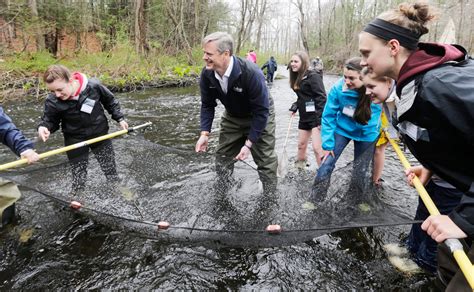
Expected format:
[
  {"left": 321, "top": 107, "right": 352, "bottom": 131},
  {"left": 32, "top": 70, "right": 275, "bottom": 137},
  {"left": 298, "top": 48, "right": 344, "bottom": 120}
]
[{"left": 321, "top": 78, "right": 381, "bottom": 150}]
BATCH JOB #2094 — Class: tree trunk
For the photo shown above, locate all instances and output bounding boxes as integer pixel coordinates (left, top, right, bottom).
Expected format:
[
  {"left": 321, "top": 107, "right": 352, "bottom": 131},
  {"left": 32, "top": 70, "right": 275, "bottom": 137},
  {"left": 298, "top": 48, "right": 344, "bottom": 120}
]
[
  {"left": 165, "top": 0, "right": 193, "bottom": 63},
  {"left": 241, "top": 0, "right": 258, "bottom": 45},
  {"left": 179, "top": 0, "right": 194, "bottom": 64},
  {"left": 317, "top": 0, "right": 322, "bottom": 48},
  {"left": 469, "top": 9, "right": 473, "bottom": 53},
  {"left": 193, "top": 0, "right": 200, "bottom": 45},
  {"left": 255, "top": 0, "right": 267, "bottom": 51},
  {"left": 457, "top": 0, "right": 464, "bottom": 45},
  {"left": 134, "top": 0, "right": 148, "bottom": 55},
  {"left": 27, "top": 0, "right": 45, "bottom": 51},
  {"left": 295, "top": 0, "right": 309, "bottom": 52},
  {"left": 201, "top": 0, "right": 209, "bottom": 40},
  {"left": 236, "top": 0, "right": 249, "bottom": 55}
]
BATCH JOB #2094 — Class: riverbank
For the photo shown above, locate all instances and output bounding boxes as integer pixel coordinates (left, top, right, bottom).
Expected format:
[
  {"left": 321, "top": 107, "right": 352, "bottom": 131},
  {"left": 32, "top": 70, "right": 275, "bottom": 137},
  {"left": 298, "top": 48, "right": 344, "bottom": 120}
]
[
  {"left": 0, "top": 48, "right": 202, "bottom": 102},
  {"left": 0, "top": 48, "right": 341, "bottom": 102},
  {"left": 0, "top": 72, "right": 199, "bottom": 102}
]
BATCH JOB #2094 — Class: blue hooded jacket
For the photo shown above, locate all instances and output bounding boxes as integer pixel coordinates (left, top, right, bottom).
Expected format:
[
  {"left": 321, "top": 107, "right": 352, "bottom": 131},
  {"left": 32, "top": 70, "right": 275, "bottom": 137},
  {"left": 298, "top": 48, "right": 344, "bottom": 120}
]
[
  {"left": 321, "top": 78, "right": 381, "bottom": 150},
  {"left": 0, "top": 106, "right": 34, "bottom": 156}
]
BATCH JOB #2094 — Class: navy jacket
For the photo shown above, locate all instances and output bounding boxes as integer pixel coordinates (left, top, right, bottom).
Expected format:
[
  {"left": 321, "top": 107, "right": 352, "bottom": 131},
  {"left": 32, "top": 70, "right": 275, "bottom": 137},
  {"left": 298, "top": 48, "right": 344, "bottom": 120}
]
[
  {"left": 0, "top": 106, "right": 34, "bottom": 156},
  {"left": 200, "top": 56, "right": 269, "bottom": 143},
  {"left": 261, "top": 57, "right": 278, "bottom": 74},
  {"left": 39, "top": 78, "right": 124, "bottom": 140}
]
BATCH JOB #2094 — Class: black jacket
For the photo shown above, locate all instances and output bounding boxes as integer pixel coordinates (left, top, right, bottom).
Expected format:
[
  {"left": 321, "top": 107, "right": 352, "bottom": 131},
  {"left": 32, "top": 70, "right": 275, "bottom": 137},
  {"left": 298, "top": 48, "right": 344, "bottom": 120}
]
[
  {"left": 397, "top": 44, "right": 474, "bottom": 237},
  {"left": 291, "top": 70, "right": 326, "bottom": 124},
  {"left": 200, "top": 56, "right": 269, "bottom": 143},
  {"left": 39, "top": 78, "right": 125, "bottom": 140}
]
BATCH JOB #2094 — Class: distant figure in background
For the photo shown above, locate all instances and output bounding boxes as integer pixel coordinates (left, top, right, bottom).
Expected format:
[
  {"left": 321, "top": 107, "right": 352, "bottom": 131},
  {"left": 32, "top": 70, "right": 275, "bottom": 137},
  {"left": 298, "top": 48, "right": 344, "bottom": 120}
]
[
  {"left": 246, "top": 49, "right": 257, "bottom": 63},
  {"left": 310, "top": 56, "right": 324, "bottom": 75},
  {"left": 0, "top": 106, "right": 40, "bottom": 227},
  {"left": 261, "top": 56, "right": 278, "bottom": 83}
]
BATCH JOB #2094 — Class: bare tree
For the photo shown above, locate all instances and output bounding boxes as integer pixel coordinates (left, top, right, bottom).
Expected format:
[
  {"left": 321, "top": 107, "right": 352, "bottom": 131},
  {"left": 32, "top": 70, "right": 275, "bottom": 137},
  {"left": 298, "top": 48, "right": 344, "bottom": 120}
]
[
  {"left": 27, "top": 0, "right": 44, "bottom": 51},
  {"left": 317, "top": 0, "right": 322, "bottom": 48},
  {"left": 134, "top": 0, "right": 148, "bottom": 55},
  {"left": 235, "top": 0, "right": 259, "bottom": 54},
  {"left": 293, "top": 0, "right": 308, "bottom": 52},
  {"left": 457, "top": 0, "right": 464, "bottom": 45},
  {"left": 165, "top": 0, "right": 194, "bottom": 63},
  {"left": 255, "top": 0, "right": 268, "bottom": 51}
]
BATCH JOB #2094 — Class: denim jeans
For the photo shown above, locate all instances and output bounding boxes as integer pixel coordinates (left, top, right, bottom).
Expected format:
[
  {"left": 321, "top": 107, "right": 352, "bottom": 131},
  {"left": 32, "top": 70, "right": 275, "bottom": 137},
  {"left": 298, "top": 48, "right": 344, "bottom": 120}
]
[
  {"left": 405, "top": 180, "right": 463, "bottom": 273},
  {"left": 316, "top": 133, "right": 376, "bottom": 180},
  {"left": 310, "top": 133, "right": 375, "bottom": 202}
]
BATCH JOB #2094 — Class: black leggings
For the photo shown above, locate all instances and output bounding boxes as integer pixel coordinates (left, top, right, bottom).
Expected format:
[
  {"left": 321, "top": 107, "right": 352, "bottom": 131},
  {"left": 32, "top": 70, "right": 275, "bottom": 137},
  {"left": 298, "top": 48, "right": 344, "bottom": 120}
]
[{"left": 65, "top": 137, "right": 118, "bottom": 191}]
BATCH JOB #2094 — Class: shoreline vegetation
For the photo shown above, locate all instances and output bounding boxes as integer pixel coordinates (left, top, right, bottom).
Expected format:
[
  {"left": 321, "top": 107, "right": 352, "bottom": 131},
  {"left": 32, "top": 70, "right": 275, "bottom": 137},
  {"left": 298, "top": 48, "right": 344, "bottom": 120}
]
[
  {"left": 0, "top": 46, "right": 297, "bottom": 102},
  {"left": 0, "top": 46, "right": 205, "bottom": 102},
  {"left": 1, "top": 0, "right": 470, "bottom": 103}
]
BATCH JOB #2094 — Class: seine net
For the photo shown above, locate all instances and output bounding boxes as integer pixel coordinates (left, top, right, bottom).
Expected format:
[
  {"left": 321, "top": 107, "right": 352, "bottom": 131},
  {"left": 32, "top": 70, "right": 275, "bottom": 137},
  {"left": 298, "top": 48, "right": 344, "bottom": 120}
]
[{"left": 0, "top": 135, "right": 416, "bottom": 247}]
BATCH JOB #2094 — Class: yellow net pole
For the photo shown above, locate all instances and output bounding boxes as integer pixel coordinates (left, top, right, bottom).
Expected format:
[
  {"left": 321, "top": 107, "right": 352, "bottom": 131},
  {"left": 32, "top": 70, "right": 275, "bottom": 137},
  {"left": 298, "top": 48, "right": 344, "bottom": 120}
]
[
  {"left": 386, "top": 133, "right": 474, "bottom": 289},
  {"left": 0, "top": 122, "right": 152, "bottom": 172}
]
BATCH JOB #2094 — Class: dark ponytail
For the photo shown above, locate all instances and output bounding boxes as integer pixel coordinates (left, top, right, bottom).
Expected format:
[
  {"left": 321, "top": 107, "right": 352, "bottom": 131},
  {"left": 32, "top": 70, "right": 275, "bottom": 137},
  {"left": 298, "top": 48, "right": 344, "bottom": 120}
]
[
  {"left": 344, "top": 57, "right": 372, "bottom": 125},
  {"left": 353, "top": 87, "right": 372, "bottom": 125}
]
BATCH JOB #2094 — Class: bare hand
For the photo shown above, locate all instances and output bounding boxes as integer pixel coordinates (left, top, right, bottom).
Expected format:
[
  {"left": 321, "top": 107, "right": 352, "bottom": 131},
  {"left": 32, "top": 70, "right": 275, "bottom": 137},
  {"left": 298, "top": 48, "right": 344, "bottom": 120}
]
[
  {"left": 321, "top": 150, "right": 334, "bottom": 163},
  {"left": 195, "top": 135, "right": 209, "bottom": 152},
  {"left": 421, "top": 215, "right": 467, "bottom": 243},
  {"left": 38, "top": 126, "right": 50, "bottom": 142},
  {"left": 405, "top": 165, "right": 432, "bottom": 187},
  {"left": 119, "top": 120, "right": 129, "bottom": 130},
  {"left": 235, "top": 145, "right": 251, "bottom": 160},
  {"left": 20, "top": 149, "right": 40, "bottom": 164}
]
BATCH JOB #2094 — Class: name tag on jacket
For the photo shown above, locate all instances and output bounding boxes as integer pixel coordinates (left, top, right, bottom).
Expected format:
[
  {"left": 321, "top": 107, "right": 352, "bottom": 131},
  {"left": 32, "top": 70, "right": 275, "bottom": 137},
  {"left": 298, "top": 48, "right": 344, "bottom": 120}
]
[{"left": 80, "top": 98, "right": 96, "bottom": 114}]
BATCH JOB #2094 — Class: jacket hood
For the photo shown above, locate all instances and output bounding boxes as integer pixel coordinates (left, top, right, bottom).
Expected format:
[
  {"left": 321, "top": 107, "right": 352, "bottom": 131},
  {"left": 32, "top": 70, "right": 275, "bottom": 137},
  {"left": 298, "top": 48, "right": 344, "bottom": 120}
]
[{"left": 396, "top": 43, "right": 466, "bottom": 96}]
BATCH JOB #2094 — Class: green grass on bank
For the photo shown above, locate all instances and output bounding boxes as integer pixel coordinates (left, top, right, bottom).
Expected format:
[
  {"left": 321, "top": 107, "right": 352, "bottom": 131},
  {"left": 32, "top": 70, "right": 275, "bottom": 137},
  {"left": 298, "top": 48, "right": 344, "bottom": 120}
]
[
  {"left": 0, "top": 44, "right": 301, "bottom": 101},
  {"left": 0, "top": 44, "right": 204, "bottom": 97}
]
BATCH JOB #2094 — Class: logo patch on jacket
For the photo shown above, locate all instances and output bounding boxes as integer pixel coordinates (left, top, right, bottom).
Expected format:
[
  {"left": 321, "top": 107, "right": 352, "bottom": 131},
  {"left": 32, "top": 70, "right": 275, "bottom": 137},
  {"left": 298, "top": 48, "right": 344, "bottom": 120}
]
[{"left": 232, "top": 86, "right": 243, "bottom": 92}]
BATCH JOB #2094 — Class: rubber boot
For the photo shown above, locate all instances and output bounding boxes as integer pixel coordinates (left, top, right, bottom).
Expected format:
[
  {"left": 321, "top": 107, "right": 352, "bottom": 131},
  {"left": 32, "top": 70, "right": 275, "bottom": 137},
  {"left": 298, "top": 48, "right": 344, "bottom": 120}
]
[{"left": 1, "top": 203, "right": 16, "bottom": 227}]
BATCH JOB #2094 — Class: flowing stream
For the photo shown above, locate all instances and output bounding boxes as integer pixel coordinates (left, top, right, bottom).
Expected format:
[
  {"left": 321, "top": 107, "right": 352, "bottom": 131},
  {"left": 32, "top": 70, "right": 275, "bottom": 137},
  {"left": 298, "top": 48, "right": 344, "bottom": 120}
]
[{"left": 0, "top": 70, "right": 436, "bottom": 289}]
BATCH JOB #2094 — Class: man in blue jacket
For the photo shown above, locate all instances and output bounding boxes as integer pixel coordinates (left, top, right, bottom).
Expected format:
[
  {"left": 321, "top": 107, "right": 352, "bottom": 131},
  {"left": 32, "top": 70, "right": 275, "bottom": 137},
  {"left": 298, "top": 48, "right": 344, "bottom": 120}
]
[
  {"left": 195, "top": 32, "right": 278, "bottom": 195},
  {"left": 0, "top": 106, "right": 39, "bottom": 227}
]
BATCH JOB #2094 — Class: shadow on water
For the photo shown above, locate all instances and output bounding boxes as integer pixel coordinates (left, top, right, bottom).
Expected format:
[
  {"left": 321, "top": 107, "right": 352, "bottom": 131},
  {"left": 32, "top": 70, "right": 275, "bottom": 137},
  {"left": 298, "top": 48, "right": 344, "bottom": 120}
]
[{"left": 0, "top": 71, "right": 436, "bottom": 289}]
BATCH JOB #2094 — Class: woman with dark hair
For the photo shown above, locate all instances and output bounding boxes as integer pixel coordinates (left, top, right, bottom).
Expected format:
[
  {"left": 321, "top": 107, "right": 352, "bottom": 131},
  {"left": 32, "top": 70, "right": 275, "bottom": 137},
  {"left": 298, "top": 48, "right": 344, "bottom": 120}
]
[
  {"left": 288, "top": 51, "right": 327, "bottom": 168},
  {"left": 314, "top": 57, "right": 381, "bottom": 182},
  {"left": 359, "top": 2, "right": 474, "bottom": 290}
]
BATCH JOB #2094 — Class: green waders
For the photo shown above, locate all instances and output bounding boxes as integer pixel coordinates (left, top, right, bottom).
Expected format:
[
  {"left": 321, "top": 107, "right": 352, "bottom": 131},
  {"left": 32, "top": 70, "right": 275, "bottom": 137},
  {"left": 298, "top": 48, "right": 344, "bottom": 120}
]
[
  {"left": 0, "top": 177, "right": 21, "bottom": 227},
  {"left": 215, "top": 99, "right": 278, "bottom": 194}
]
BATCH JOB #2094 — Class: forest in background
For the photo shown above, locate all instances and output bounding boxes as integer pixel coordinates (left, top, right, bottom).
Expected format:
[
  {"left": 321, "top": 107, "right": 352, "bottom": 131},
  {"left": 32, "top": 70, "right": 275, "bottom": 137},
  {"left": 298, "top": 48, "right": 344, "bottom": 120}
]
[{"left": 0, "top": 0, "right": 472, "bottom": 99}]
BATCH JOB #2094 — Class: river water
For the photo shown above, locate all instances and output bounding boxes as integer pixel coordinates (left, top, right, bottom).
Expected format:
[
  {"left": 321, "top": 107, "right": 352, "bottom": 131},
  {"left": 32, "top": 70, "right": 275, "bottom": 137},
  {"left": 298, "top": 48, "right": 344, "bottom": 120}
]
[{"left": 0, "top": 71, "right": 436, "bottom": 289}]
